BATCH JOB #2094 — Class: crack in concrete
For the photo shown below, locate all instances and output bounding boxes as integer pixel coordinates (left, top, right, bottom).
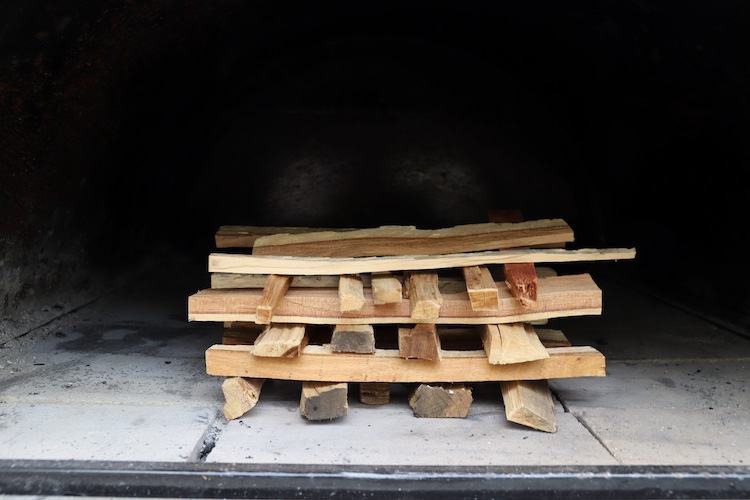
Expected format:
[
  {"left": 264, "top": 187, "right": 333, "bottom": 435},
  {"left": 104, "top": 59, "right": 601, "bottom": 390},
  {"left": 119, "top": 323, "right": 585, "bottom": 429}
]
[{"left": 191, "top": 408, "right": 226, "bottom": 463}]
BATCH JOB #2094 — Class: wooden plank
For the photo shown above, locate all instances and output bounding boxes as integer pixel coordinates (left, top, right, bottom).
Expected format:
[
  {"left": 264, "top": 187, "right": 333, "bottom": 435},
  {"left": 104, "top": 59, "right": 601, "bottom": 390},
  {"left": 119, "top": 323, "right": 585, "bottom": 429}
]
[
  {"left": 253, "top": 324, "right": 307, "bottom": 358},
  {"left": 398, "top": 324, "right": 441, "bottom": 362},
  {"left": 409, "top": 383, "right": 473, "bottom": 418},
  {"left": 205, "top": 344, "right": 606, "bottom": 382},
  {"left": 371, "top": 272, "right": 403, "bottom": 304},
  {"left": 215, "top": 225, "right": 355, "bottom": 249},
  {"left": 404, "top": 272, "right": 442, "bottom": 320},
  {"left": 339, "top": 275, "right": 366, "bottom": 312},
  {"left": 189, "top": 273, "right": 602, "bottom": 325},
  {"left": 209, "top": 247, "right": 635, "bottom": 276},
  {"left": 331, "top": 324, "right": 376, "bottom": 354},
  {"left": 251, "top": 220, "right": 575, "bottom": 257},
  {"left": 300, "top": 382, "right": 348, "bottom": 421},
  {"left": 480, "top": 323, "right": 549, "bottom": 365},
  {"left": 359, "top": 382, "right": 390, "bottom": 405},
  {"left": 462, "top": 266, "right": 499, "bottom": 311},
  {"left": 535, "top": 328, "right": 572, "bottom": 348},
  {"left": 212, "top": 273, "right": 343, "bottom": 289},
  {"left": 255, "top": 274, "right": 292, "bottom": 324},
  {"left": 221, "top": 377, "right": 264, "bottom": 420},
  {"left": 500, "top": 380, "right": 557, "bottom": 433},
  {"left": 504, "top": 262, "right": 538, "bottom": 306}
]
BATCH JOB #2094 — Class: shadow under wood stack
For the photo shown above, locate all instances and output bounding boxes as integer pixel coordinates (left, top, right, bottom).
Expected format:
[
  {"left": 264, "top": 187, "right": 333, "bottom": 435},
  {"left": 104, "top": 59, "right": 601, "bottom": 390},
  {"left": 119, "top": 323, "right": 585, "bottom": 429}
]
[{"left": 188, "top": 213, "right": 635, "bottom": 431}]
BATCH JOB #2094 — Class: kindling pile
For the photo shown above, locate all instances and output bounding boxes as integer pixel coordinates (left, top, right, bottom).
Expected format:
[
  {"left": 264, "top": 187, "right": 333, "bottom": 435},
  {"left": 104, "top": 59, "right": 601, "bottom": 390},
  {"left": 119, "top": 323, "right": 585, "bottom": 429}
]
[{"left": 187, "top": 216, "right": 635, "bottom": 432}]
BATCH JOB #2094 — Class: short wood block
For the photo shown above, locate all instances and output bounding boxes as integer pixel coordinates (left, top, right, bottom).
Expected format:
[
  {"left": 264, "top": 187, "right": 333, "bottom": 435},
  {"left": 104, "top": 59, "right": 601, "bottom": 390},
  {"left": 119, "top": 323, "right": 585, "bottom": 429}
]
[
  {"left": 398, "top": 323, "right": 441, "bottom": 362},
  {"left": 359, "top": 382, "right": 390, "bottom": 405},
  {"left": 408, "top": 383, "right": 473, "bottom": 418},
  {"left": 331, "top": 325, "right": 376, "bottom": 354},
  {"left": 300, "top": 382, "right": 349, "bottom": 421},
  {"left": 221, "top": 377, "right": 264, "bottom": 420},
  {"left": 500, "top": 380, "right": 557, "bottom": 433}
]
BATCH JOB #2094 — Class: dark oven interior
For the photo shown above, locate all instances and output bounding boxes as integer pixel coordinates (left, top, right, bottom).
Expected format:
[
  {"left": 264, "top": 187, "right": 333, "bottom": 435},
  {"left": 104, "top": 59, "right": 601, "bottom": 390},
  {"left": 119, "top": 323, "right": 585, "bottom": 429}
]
[{"left": 2, "top": 4, "right": 750, "bottom": 495}]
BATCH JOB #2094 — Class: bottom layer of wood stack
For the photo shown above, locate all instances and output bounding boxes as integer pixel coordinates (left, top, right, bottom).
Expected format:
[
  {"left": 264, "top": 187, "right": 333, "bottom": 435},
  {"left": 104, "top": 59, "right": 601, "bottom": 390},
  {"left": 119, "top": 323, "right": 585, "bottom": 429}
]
[{"left": 207, "top": 324, "right": 605, "bottom": 432}]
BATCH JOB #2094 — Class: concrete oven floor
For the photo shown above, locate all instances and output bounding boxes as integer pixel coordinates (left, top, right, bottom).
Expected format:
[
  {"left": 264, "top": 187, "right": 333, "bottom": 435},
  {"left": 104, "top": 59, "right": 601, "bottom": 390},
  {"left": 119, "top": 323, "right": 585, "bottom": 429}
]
[{"left": 0, "top": 259, "right": 749, "bottom": 496}]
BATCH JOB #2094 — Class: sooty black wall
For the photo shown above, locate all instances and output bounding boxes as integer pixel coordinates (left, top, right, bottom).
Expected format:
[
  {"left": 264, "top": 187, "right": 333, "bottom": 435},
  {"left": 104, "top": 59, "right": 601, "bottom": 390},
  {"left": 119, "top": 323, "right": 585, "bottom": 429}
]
[{"left": 2, "top": 1, "right": 750, "bottom": 330}]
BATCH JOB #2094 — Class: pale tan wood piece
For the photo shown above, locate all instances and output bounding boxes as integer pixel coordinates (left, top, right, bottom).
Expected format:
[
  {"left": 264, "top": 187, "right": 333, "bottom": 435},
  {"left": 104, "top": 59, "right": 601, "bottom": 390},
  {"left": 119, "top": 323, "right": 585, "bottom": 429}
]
[
  {"left": 215, "top": 225, "right": 355, "bottom": 249},
  {"left": 371, "top": 272, "right": 403, "bottom": 304},
  {"left": 189, "top": 273, "right": 602, "bottom": 325},
  {"left": 209, "top": 247, "right": 635, "bottom": 276},
  {"left": 205, "top": 344, "right": 606, "bottom": 382},
  {"left": 404, "top": 272, "right": 443, "bottom": 320},
  {"left": 398, "top": 324, "right": 441, "bottom": 362},
  {"left": 462, "top": 266, "right": 500, "bottom": 311},
  {"left": 255, "top": 274, "right": 292, "bottom": 324},
  {"left": 500, "top": 380, "right": 557, "bottom": 433},
  {"left": 253, "top": 324, "right": 307, "bottom": 358},
  {"left": 252, "top": 219, "right": 575, "bottom": 257},
  {"left": 338, "top": 275, "right": 366, "bottom": 312},
  {"left": 504, "top": 263, "right": 538, "bottom": 306},
  {"left": 480, "top": 323, "right": 549, "bottom": 365},
  {"left": 359, "top": 382, "right": 390, "bottom": 405},
  {"left": 408, "top": 383, "right": 473, "bottom": 418},
  {"left": 221, "top": 377, "right": 265, "bottom": 420},
  {"left": 331, "top": 324, "right": 376, "bottom": 354},
  {"left": 300, "top": 382, "right": 348, "bottom": 421},
  {"left": 212, "top": 273, "right": 344, "bottom": 289},
  {"left": 535, "top": 328, "right": 572, "bottom": 348}
]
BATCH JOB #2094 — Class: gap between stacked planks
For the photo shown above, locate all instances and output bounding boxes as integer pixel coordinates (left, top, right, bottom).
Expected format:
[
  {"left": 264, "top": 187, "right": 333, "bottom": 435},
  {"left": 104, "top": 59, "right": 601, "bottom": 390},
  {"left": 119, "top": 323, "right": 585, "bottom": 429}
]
[{"left": 190, "top": 218, "right": 635, "bottom": 431}]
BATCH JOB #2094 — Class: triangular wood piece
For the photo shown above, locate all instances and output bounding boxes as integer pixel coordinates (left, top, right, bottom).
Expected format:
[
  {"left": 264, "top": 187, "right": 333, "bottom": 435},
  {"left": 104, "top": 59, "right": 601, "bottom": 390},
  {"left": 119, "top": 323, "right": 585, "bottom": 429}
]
[
  {"left": 504, "top": 263, "right": 538, "bottom": 306},
  {"left": 479, "top": 323, "right": 550, "bottom": 365},
  {"left": 253, "top": 324, "right": 307, "bottom": 358},
  {"left": 339, "top": 274, "right": 366, "bottom": 312},
  {"left": 462, "top": 265, "right": 500, "bottom": 311},
  {"left": 500, "top": 380, "right": 557, "bottom": 433},
  {"left": 255, "top": 274, "right": 292, "bottom": 324},
  {"left": 221, "top": 377, "right": 265, "bottom": 420}
]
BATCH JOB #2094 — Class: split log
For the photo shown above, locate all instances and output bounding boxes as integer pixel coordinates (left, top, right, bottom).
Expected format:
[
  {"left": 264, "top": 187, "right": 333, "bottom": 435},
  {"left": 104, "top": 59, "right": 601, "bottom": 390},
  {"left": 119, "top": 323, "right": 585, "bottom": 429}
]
[
  {"left": 339, "top": 275, "right": 366, "bottom": 312},
  {"left": 408, "top": 383, "right": 473, "bottom": 418},
  {"left": 255, "top": 274, "right": 292, "bottom": 324},
  {"left": 504, "top": 262, "right": 538, "bottom": 306},
  {"left": 221, "top": 377, "right": 264, "bottom": 420},
  {"left": 403, "top": 272, "right": 442, "bottom": 320},
  {"left": 209, "top": 247, "right": 636, "bottom": 276},
  {"left": 189, "top": 273, "right": 603, "bottom": 325},
  {"left": 462, "top": 266, "right": 500, "bottom": 311},
  {"left": 330, "top": 324, "right": 376, "bottom": 354},
  {"left": 253, "top": 324, "right": 307, "bottom": 358},
  {"left": 205, "top": 344, "right": 606, "bottom": 382},
  {"left": 359, "top": 382, "right": 390, "bottom": 405},
  {"left": 371, "top": 272, "right": 403, "bottom": 304},
  {"left": 398, "top": 324, "right": 441, "bottom": 362},
  {"left": 500, "top": 380, "right": 557, "bottom": 433},
  {"left": 480, "top": 323, "right": 549, "bottom": 365},
  {"left": 300, "top": 382, "right": 348, "bottom": 421},
  {"left": 251, "top": 220, "right": 574, "bottom": 257}
]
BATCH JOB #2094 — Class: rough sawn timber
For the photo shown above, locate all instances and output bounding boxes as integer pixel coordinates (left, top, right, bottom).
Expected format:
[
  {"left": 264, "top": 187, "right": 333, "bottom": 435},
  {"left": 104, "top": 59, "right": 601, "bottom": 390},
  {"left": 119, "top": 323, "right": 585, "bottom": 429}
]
[
  {"left": 189, "top": 273, "right": 602, "bottom": 325},
  {"left": 251, "top": 219, "right": 574, "bottom": 257},
  {"left": 209, "top": 247, "right": 635, "bottom": 276},
  {"left": 205, "top": 344, "right": 606, "bottom": 382}
]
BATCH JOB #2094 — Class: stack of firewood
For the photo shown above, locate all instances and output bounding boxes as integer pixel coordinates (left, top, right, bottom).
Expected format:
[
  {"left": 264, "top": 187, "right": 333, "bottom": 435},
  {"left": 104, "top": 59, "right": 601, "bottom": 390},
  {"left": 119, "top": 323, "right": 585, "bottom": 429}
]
[{"left": 187, "top": 213, "right": 634, "bottom": 432}]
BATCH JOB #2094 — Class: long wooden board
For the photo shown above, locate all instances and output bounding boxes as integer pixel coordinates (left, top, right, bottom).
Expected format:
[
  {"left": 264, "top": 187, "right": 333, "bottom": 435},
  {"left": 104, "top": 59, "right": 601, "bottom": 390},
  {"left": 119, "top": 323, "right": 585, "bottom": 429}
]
[
  {"left": 251, "top": 220, "right": 574, "bottom": 257},
  {"left": 209, "top": 247, "right": 635, "bottom": 276},
  {"left": 205, "top": 344, "right": 605, "bottom": 382},
  {"left": 189, "top": 273, "right": 602, "bottom": 325},
  {"left": 215, "top": 226, "right": 356, "bottom": 249}
]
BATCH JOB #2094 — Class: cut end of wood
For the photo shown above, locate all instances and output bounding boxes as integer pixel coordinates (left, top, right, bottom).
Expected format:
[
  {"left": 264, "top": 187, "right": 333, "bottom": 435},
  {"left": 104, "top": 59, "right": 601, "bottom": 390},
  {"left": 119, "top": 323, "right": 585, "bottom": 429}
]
[
  {"left": 504, "top": 263, "right": 538, "bottom": 307},
  {"left": 339, "top": 275, "right": 366, "bottom": 312},
  {"left": 501, "top": 380, "right": 557, "bottom": 433},
  {"left": 359, "top": 382, "right": 390, "bottom": 405},
  {"left": 300, "top": 382, "right": 349, "bottom": 421},
  {"left": 221, "top": 377, "right": 264, "bottom": 420},
  {"left": 398, "top": 324, "right": 441, "bottom": 362},
  {"left": 331, "top": 324, "right": 376, "bottom": 354},
  {"left": 408, "top": 383, "right": 473, "bottom": 418}
]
